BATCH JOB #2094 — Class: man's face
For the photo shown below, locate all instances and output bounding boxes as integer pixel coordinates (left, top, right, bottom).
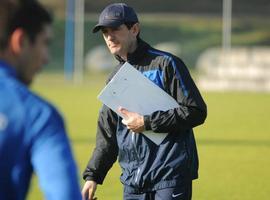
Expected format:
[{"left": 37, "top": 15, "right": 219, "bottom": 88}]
[
  {"left": 18, "top": 25, "right": 52, "bottom": 85},
  {"left": 101, "top": 24, "right": 137, "bottom": 57}
]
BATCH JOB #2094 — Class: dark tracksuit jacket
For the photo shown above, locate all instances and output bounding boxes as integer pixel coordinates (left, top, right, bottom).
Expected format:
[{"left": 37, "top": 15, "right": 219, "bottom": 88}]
[{"left": 83, "top": 39, "right": 207, "bottom": 193}]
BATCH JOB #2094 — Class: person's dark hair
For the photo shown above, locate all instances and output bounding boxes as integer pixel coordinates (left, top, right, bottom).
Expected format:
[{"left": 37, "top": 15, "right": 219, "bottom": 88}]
[
  {"left": 0, "top": 1, "right": 18, "bottom": 50},
  {"left": 124, "top": 22, "right": 140, "bottom": 39},
  {"left": 0, "top": 0, "right": 52, "bottom": 50}
]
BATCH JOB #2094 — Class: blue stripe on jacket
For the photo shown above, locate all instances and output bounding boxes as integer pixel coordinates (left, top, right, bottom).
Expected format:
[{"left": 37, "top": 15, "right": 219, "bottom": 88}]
[
  {"left": 148, "top": 49, "right": 188, "bottom": 97},
  {"left": 142, "top": 70, "right": 164, "bottom": 90}
]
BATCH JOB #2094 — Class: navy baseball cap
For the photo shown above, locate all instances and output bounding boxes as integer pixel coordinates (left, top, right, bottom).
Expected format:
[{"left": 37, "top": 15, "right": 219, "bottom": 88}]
[{"left": 92, "top": 3, "right": 139, "bottom": 33}]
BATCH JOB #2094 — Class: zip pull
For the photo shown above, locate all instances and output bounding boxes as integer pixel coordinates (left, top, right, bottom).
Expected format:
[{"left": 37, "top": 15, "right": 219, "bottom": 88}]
[{"left": 131, "top": 131, "right": 141, "bottom": 185}]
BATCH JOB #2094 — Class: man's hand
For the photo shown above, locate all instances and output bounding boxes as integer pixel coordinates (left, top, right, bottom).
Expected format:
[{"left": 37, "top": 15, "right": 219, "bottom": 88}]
[
  {"left": 81, "top": 180, "right": 97, "bottom": 200},
  {"left": 118, "top": 107, "right": 145, "bottom": 133}
]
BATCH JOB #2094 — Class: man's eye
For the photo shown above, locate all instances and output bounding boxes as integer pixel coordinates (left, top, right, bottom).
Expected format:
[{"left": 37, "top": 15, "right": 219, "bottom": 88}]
[
  {"left": 112, "top": 27, "right": 120, "bottom": 31},
  {"left": 101, "top": 29, "right": 108, "bottom": 34}
]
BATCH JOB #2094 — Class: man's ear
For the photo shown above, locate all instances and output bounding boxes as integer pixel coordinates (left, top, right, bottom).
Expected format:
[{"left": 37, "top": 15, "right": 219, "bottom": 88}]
[
  {"left": 131, "top": 23, "right": 140, "bottom": 36},
  {"left": 9, "top": 28, "right": 27, "bottom": 54}
]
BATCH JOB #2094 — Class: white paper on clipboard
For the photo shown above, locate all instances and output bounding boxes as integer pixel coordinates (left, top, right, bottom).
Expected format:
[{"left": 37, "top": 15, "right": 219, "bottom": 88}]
[{"left": 98, "top": 62, "right": 179, "bottom": 145}]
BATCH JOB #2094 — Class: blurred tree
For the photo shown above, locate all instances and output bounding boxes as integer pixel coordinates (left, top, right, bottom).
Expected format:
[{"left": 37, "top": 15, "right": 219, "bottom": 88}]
[
  {"left": 85, "top": 0, "right": 270, "bottom": 15},
  {"left": 37, "top": 0, "right": 270, "bottom": 17},
  {"left": 39, "top": 0, "right": 65, "bottom": 17}
]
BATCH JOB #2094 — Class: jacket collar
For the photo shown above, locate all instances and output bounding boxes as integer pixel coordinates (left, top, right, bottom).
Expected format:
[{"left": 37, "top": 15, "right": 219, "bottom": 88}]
[
  {"left": 0, "top": 60, "right": 17, "bottom": 78},
  {"left": 115, "top": 38, "right": 150, "bottom": 65}
]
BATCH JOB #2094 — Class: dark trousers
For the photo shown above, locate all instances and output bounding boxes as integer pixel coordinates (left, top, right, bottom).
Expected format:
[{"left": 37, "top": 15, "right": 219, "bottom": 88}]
[{"left": 124, "top": 182, "right": 192, "bottom": 200}]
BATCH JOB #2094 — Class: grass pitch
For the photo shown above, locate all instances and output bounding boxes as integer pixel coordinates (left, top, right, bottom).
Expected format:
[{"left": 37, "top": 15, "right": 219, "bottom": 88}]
[{"left": 27, "top": 73, "right": 270, "bottom": 200}]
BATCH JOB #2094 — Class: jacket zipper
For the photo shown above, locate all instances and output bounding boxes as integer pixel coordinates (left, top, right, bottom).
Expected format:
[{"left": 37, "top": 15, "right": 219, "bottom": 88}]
[{"left": 131, "top": 131, "right": 141, "bottom": 185}]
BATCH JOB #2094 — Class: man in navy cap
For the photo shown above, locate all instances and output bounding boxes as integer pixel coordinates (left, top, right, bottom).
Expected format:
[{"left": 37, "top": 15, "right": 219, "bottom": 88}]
[{"left": 82, "top": 3, "right": 207, "bottom": 200}]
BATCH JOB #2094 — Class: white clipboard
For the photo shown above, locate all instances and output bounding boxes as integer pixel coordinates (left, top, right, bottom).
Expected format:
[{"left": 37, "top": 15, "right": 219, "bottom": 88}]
[{"left": 98, "top": 62, "right": 179, "bottom": 145}]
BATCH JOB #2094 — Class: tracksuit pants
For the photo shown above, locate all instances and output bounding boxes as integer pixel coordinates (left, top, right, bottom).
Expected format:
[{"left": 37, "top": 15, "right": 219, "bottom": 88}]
[{"left": 123, "top": 181, "right": 192, "bottom": 200}]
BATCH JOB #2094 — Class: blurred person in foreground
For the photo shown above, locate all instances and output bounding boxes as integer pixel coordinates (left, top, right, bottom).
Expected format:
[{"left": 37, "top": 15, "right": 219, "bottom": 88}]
[
  {"left": 82, "top": 3, "right": 207, "bottom": 200},
  {"left": 0, "top": 1, "right": 82, "bottom": 199}
]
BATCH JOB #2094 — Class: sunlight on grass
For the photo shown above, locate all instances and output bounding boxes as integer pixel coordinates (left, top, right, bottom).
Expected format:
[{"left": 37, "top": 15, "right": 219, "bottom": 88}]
[{"left": 27, "top": 73, "right": 270, "bottom": 200}]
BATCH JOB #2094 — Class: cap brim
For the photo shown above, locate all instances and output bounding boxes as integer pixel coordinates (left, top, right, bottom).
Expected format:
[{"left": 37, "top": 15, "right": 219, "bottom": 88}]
[{"left": 92, "top": 20, "right": 123, "bottom": 33}]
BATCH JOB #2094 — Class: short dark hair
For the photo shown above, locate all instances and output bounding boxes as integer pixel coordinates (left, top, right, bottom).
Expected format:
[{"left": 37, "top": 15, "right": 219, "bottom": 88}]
[
  {"left": 124, "top": 22, "right": 140, "bottom": 39},
  {"left": 0, "top": 1, "right": 18, "bottom": 50},
  {"left": 0, "top": 0, "right": 52, "bottom": 50}
]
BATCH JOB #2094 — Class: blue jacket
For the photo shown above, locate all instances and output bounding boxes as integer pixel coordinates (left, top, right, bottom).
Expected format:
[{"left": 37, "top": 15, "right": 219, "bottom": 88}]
[
  {"left": 0, "top": 61, "right": 81, "bottom": 200},
  {"left": 83, "top": 39, "right": 207, "bottom": 193}
]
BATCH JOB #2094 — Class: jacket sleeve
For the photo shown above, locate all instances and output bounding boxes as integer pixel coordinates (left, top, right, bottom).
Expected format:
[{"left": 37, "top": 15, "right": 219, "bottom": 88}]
[
  {"left": 144, "top": 56, "right": 207, "bottom": 133},
  {"left": 83, "top": 105, "right": 118, "bottom": 184},
  {"left": 30, "top": 105, "right": 82, "bottom": 200}
]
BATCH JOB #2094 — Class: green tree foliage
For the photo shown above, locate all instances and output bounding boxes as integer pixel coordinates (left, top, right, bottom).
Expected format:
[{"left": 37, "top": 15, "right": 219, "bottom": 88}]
[{"left": 85, "top": 0, "right": 270, "bottom": 15}]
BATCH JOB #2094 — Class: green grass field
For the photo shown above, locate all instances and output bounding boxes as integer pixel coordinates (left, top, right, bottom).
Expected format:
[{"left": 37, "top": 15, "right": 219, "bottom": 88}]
[{"left": 27, "top": 73, "right": 270, "bottom": 199}]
